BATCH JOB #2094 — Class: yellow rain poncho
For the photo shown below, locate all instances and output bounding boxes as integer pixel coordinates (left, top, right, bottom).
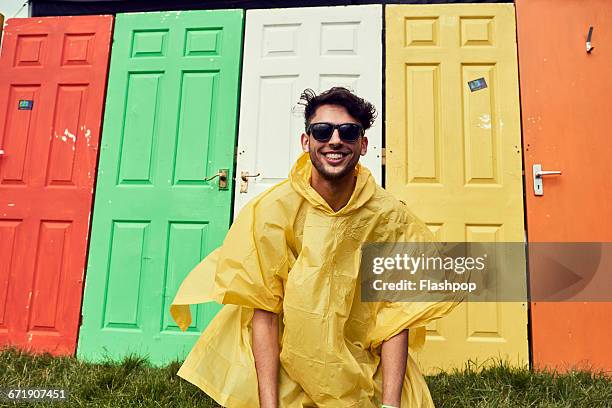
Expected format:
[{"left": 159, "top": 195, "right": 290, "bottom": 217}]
[{"left": 170, "top": 152, "right": 457, "bottom": 407}]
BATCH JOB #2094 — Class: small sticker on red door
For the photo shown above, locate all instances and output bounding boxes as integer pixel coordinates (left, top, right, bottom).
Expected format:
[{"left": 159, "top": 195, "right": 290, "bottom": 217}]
[{"left": 18, "top": 100, "right": 34, "bottom": 110}]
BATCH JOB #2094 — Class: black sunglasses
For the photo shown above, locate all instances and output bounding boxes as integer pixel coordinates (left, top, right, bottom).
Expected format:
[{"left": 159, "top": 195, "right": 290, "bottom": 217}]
[{"left": 306, "top": 122, "right": 364, "bottom": 143}]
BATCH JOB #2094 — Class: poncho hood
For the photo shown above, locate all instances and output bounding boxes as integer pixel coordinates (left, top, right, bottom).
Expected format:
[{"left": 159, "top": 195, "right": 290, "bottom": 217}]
[{"left": 289, "top": 152, "right": 376, "bottom": 216}]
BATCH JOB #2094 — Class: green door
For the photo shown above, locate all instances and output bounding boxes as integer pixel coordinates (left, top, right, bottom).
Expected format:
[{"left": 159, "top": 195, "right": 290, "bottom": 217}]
[{"left": 77, "top": 10, "right": 243, "bottom": 365}]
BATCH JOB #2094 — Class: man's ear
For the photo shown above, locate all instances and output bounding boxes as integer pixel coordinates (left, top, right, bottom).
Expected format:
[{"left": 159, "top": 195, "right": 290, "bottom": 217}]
[
  {"left": 301, "top": 133, "right": 310, "bottom": 152},
  {"left": 360, "top": 136, "right": 368, "bottom": 156}
]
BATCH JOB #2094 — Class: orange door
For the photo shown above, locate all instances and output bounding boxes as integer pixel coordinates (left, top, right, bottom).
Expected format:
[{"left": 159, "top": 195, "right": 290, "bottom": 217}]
[
  {"left": 517, "top": 0, "right": 612, "bottom": 371},
  {"left": 0, "top": 16, "right": 113, "bottom": 355}
]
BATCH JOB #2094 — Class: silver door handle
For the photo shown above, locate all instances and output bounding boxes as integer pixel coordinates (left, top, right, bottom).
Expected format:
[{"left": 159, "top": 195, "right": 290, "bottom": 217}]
[
  {"left": 533, "top": 164, "right": 562, "bottom": 196},
  {"left": 0, "top": 150, "right": 4, "bottom": 156},
  {"left": 535, "top": 170, "right": 562, "bottom": 177}
]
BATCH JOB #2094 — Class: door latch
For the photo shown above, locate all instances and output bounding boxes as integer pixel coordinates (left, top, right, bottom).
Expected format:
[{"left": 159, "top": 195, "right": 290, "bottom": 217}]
[
  {"left": 533, "top": 164, "right": 562, "bottom": 196},
  {"left": 240, "top": 171, "right": 260, "bottom": 193},
  {"left": 205, "top": 169, "right": 228, "bottom": 190}
]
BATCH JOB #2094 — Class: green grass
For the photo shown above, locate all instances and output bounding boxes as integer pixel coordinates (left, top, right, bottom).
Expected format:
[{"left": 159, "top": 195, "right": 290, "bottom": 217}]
[
  {"left": 427, "top": 360, "right": 612, "bottom": 408},
  {"left": 0, "top": 347, "right": 219, "bottom": 408},
  {"left": 0, "top": 347, "right": 610, "bottom": 407}
]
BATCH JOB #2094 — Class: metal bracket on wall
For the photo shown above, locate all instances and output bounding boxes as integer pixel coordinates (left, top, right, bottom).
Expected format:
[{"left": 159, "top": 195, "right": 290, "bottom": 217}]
[{"left": 586, "top": 26, "right": 594, "bottom": 53}]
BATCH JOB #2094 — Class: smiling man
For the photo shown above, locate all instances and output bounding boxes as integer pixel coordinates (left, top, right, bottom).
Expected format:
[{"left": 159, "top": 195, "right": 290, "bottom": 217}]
[
  {"left": 300, "top": 89, "right": 368, "bottom": 213},
  {"left": 170, "top": 87, "right": 457, "bottom": 407}
]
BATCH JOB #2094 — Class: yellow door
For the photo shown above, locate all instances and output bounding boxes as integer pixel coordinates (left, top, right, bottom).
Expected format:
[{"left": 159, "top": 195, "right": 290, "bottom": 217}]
[{"left": 385, "top": 4, "right": 527, "bottom": 373}]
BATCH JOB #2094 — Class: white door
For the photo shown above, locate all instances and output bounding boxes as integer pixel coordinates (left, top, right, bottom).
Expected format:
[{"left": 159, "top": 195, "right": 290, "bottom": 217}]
[{"left": 234, "top": 5, "right": 383, "bottom": 216}]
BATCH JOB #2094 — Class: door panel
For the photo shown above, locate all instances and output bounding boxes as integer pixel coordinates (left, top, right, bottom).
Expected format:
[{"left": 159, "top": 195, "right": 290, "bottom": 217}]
[
  {"left": 386, "top": 4, "right": 527, "bottom": 373},
  {"left": 76, "top": 10, "right": 243, "bottom": 365},
  {"left": 0, "top": 16, "right": 113, "bottom": 355},
  {"left": 234, "top": 5, "right": 382, "bottom": 215},
  {"left": 517, "top": 0, "right": 612, "bottom": 372}
]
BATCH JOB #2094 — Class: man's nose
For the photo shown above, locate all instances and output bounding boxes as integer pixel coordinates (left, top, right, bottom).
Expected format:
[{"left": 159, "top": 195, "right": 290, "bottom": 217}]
[{"left": 328, "top": 128, "right": 342, "bottom": 145}]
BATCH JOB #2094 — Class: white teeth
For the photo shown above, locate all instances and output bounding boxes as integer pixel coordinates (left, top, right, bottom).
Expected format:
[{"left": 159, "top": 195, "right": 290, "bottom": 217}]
[{"left": 325, "top": 153, "right": 343, "bottom": 159}]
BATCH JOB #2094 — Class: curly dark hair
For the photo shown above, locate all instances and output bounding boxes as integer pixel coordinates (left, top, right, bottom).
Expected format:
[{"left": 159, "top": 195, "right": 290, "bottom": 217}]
[{"left": 298, "top": 87, "right": 377, "bottom": 131}]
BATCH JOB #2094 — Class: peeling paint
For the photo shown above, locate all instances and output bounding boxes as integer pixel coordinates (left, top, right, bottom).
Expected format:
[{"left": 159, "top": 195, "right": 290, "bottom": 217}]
[
  {"left": 64, "top": 128, "right": 76, "bottom": 143},
  {"left": 478, "top": 114, "right": 491, "bottom": 129}
]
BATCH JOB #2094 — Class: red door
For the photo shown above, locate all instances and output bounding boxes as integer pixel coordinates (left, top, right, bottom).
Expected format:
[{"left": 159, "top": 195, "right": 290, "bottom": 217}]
[
  {"left": 517, "top": 0, "right": 612, "bottom": 371},
  {"left": 0, "top": 16, "right": 113, "bottom": 355}
]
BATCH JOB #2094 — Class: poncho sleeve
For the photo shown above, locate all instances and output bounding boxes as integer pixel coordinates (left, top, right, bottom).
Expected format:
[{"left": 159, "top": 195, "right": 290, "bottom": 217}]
[
  {"left": 170, "top": 197, "right": 288, "bottom": 332},
  {"left": 366, "top": 206, "right": 461, "bottom": 352}
]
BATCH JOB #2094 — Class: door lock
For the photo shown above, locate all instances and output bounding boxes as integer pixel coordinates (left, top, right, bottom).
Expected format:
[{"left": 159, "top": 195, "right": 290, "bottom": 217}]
[
  {"left": 205, "top": 169, "right": 229, "bottom": 190},
  {"left": 533, "top": 164, "right": 562, "bottom": 196},
  {"left": 240, "top": 171, "right": 260, "bottom": 193}
]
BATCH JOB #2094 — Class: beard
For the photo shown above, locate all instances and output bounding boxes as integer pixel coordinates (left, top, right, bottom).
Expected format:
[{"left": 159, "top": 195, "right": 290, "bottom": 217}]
[{"left": 308, "top": 148, "right": 360, "bottom": 181}]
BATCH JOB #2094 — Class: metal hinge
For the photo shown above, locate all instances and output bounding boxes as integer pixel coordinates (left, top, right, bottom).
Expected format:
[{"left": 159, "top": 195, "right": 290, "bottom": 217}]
[{"left": 380, "top": 148, "right": 386, "bottom": 166}]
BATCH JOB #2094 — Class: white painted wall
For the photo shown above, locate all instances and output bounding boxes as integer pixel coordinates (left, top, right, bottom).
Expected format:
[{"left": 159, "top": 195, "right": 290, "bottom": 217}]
[{"left": 0, "top": 0, "right": 29, "bottom": 19}]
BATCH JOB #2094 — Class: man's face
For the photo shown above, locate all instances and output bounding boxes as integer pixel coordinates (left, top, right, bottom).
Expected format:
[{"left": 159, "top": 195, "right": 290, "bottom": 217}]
[{"left": 300, "top": 104, "right": 368, "bottom": 181}]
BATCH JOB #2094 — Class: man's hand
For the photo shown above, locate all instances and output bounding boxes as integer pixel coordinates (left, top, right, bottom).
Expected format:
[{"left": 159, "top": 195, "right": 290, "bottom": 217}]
[
  {"left": 252, "top": 309, "right": 279, "bottom": 408},
  {"left": 381, "top": 329, "right": 408, "bottom": 407}
]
